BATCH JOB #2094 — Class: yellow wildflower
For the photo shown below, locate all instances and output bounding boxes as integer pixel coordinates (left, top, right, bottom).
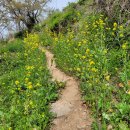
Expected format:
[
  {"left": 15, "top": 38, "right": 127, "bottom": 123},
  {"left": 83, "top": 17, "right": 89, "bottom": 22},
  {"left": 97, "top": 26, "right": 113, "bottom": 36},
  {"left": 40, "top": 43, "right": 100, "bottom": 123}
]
[
  {"left": 86, "top": 49, "right": 90, "bottom": 54},
  {"left": 25, "top": 78, "right": 29, "bottom": 81},
  {"left": 113, "top": 22, "right": 118, "bottom": 31},
  {"left": 99, "top": 19, "right": 104, "bottom": 24},
  {"left": 119, "top": 33, "right": 124, "bottom": 38},
  {"left": 8, "top": 127, "right": 12, "bottom": 130},
  {"left": 26, "top": 66, "right": 30, "bottom": 70},
  {"left": 115, "top": 68, "right": 118, "bottom": 71},
  {"left": 77, "top": 12, "right": 81, "bottom": 16},
  {"left": 30, "top": 66, "right": 34, "bottom": 69},
  {"left": 18, "top": 87, "right": 21, "bottom": 91},
  {"left": 25, "top": 78, "right": 29, "bottom": 83},
  {"left": 28, "top": 82, "right": 32, "bottom": 85},
  {"left": 113, "top": 22, "right": 117, "bottom": 28},
  {"left": 26, "top": 66, "right": 34, "bottom": 70},
  {"left": 36, "top": 83, "right": 41, "bottom": 87},
  {"left": 93, "top": 24, "right": 97, "bottom": 28},
  {"left": 103, "top": 49, "right": 107, "bottom": 54},
  {"left": 128, "top": 90, "right": 130, "bottom": 95},
  {"left": 99, "top": 19, "right": 105, "bottom": 27},
  {"left": 122, "top": 43, "right": 127, "bottom": 49},
  {"left": 54, "top": 38, "right": 58, "bottom": 42},
  {"left": 106, "top": 27, "right": 110, "bottom": 30},
  {"left": 89, "top": 61, "right": 95, "bottom": 65},
  {"left": 28, "top": 84, "right": 33, "bottom": 89},
  {"left": 82, "top": 56, "right": 86, "bottom": 59},
  {"left": 15, "top": 80, "right": 20, "bottom": 85},
  {"left": 83, "top": 40, "right": 86, "bottom": 44},
  {"left": 85, "top": 25, "right": 88, "bottom": 28},
  {"left": 67, "top": 39, "right": 69, "bottom": 42},
  {"left": 113, "top": 28, "right": 116, "bottom": 31},
  {"left": 78, "top": 42, "right": 81, "bottom": 47},
  {"left": 24, "top": 53, "right": 28, "bottom": 56},
  {"left": 41, "top": 48, "right": 45, "bottom": 53},
  {"left": 112, "top": 32, "right": 115, "bottom": 36},
  {"left": 119, "top": 25, "right": 123, "bottom": 30},
  {"left": 91, "top": 68, "right": 97, "bottom": 72},
  {"left": 27, "top": 73, "right": 31, "bottom": 77},
  {"left": 29, "top": 101, "right": 33, "bottom": 106},
  {"left": 77, "top": 68, "right": 81, "bottom": 72},
  {"left": 42, "top": 113, "right": 45, "bottom": 118},
  {"left": 105, "top": 75, "right": 110, "bottom": 81}
]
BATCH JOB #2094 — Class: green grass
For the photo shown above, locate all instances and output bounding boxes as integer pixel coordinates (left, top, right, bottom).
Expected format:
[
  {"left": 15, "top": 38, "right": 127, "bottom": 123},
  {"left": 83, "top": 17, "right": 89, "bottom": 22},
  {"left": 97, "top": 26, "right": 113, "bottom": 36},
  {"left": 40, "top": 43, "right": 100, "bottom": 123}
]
[
  {"left": 0, "top": 36, "right": 62, "bottom": 130},
  {"left": 40, "top": 12, "right": 130, "bottom": 129},
  {"left": 1, "top": 0, "right": 130, "bottom": 129}
]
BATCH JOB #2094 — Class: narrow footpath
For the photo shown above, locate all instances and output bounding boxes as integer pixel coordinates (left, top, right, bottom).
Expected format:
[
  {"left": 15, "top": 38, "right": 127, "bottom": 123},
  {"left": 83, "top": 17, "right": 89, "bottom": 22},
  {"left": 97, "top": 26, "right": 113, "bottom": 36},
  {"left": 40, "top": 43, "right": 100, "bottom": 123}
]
[{"left": 44, "top": 49, "right": 93, "bottom": 130}]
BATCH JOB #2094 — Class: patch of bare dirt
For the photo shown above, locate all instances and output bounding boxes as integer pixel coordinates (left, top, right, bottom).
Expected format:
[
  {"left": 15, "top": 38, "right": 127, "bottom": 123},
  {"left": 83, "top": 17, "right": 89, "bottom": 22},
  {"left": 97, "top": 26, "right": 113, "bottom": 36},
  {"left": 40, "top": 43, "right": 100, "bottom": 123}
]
[{"left": 44, "top": 49, "right": 93, "bottom": 130}]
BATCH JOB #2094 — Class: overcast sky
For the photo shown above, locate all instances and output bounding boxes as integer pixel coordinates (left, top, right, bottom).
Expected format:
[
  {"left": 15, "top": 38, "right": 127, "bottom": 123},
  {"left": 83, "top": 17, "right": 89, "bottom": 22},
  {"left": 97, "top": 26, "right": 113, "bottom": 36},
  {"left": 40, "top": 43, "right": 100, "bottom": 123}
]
[{"left": 48, "top": 0, "right": 78, "bottom": 10}]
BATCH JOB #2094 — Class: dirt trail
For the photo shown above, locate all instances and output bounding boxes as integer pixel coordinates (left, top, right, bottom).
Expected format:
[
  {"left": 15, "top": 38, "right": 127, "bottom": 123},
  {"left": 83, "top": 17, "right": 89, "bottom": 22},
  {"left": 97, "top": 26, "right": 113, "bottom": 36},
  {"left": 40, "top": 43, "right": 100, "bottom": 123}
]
[{"left": 45, "top": 49, "right": 93, "bottom": 130}]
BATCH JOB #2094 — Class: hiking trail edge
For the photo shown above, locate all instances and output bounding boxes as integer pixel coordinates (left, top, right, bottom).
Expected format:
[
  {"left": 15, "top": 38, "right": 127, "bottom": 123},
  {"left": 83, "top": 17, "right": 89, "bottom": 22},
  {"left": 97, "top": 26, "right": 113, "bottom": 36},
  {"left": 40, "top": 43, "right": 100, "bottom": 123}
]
[{"left": 44, "top": 48, "right": 93, "bottom": 130}]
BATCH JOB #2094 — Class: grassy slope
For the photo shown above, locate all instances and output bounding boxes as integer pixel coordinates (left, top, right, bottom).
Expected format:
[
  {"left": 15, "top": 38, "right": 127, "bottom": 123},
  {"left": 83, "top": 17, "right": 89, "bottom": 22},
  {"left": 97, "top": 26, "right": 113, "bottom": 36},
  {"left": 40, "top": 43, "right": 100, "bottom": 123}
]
[
  {"left": 0, "top": 36, "right": 62, "bottom": 129},
  {"left": 1, "top": 0, "right": 129, "bottom": 129},
  {"left": 38, "top": 0, "right": 130, "bottom": 129}
]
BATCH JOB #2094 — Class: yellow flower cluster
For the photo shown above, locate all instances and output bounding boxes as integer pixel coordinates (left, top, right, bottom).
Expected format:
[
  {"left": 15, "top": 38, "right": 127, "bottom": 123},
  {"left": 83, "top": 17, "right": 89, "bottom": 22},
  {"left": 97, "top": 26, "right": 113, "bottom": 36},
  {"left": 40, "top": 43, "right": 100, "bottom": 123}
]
[
  {"left": 15, "top": 80, "right": 20, "bottom": 85},
  {"left": 122, "top": 42, "right": 128, "bottom": 49},
  {"left": 24, "top": 33, "right": 39, "bottom": 50},
  {"left": 25, "top": 65, "right": 35, "bottom": 70},
  {"left": 89, "top": 60, "right": 95, "bottom": 65},
  {"left": 113, "top": 22, "right": 117, "bottom": 31},
  {"left": 27, "top": 82, "right": 33, "bottom": 89},
  {"left": 94, "top": 18, "right": 105, "bottom": 28}
]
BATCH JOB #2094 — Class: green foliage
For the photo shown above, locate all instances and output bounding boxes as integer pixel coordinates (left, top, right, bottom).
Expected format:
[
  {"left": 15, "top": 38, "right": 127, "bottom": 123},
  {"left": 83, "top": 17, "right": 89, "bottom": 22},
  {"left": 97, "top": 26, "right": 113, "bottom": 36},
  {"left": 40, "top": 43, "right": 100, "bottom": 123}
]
[
  {"left": 41, "top": 13, "right": 130, "bottom": 129},
  {"left": 0, "top": 34, "right": 62, "bottom": 129},
  {"left": 7, "top": 39, "right": 24, "bottom": 52},
  {"left": 43, "top": 5, "right": 80, "bottom": 33},
  {"left": 1, "top": 0, "right": 130, "bottom": 129},
  {"left": 78, "top": 0, "right": 86, "bottom": 5},
  {"left": 33, "top": 23, "right": 44, "bottom": 32}
]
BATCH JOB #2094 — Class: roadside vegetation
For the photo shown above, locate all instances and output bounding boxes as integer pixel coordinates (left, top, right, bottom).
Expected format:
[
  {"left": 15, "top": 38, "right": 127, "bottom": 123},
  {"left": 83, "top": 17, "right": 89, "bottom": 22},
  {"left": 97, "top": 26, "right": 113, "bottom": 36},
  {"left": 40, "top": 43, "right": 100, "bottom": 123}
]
[
  {"left": 0, "top": 0, "right": 130, "bottom": 129},
  {"left": 0, "top": 35, "right": 63, "bottom": 129},
  {"left": 38, "top": 1, "right": 130, "bottom": 129}
]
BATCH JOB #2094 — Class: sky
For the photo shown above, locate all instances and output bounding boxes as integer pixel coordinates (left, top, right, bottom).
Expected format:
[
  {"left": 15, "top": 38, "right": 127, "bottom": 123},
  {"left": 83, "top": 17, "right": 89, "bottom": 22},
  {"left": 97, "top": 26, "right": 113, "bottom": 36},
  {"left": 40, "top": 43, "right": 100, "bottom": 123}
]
[{"left": 48, "top": 0, "right": 78, "bottom": 10}]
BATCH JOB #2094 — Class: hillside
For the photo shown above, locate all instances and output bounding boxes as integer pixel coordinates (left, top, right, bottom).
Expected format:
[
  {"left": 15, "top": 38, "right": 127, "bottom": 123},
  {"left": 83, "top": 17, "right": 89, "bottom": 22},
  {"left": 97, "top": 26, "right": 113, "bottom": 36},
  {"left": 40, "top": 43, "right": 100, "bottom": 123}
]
[{"left": 0, "top": 0, "right": 130, "bottom": 129}]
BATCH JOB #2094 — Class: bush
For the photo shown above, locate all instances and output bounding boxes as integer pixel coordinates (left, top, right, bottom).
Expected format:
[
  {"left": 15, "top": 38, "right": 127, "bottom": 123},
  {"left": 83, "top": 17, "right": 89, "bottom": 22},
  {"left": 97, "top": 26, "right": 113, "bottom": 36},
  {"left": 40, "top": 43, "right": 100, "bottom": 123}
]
[{"left": 44, "top": 6, "right": 80, "bottom": 33}]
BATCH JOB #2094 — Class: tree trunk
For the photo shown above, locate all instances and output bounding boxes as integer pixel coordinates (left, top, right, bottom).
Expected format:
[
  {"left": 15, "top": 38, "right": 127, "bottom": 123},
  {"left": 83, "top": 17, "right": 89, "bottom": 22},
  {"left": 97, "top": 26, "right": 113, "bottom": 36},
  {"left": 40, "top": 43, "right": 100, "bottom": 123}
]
[{"left": 25, "top": 17, "right": 37, "bottom": 32}]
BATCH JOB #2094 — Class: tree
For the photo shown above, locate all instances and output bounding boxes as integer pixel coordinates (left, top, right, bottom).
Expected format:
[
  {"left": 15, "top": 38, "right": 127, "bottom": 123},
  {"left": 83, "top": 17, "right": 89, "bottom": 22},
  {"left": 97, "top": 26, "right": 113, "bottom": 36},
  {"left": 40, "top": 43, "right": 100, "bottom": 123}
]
[{"left": 0, "top": 0, "right": 51, "bottom": 32}]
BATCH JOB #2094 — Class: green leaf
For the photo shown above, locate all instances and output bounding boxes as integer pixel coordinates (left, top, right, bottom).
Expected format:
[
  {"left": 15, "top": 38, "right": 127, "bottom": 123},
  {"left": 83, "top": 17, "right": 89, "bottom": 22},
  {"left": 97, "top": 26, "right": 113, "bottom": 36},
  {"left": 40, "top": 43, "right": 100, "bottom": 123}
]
[
  {"left": 0, "top": 111, "right": 3, "bottom": 116},
  {"left": 119, "top": 122, "right": 129, "bottom": 130},
  {"left": 102, "top": 113, "right": 110, "bottom": 120}
]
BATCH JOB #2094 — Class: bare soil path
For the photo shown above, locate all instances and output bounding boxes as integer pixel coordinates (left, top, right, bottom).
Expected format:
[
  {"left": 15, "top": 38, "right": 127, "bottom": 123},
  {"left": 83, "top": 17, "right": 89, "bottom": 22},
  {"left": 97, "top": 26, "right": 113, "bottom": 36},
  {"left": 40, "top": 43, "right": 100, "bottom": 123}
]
[{"left": 44, "top": 49, "right": 93, "bottom": 130}]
